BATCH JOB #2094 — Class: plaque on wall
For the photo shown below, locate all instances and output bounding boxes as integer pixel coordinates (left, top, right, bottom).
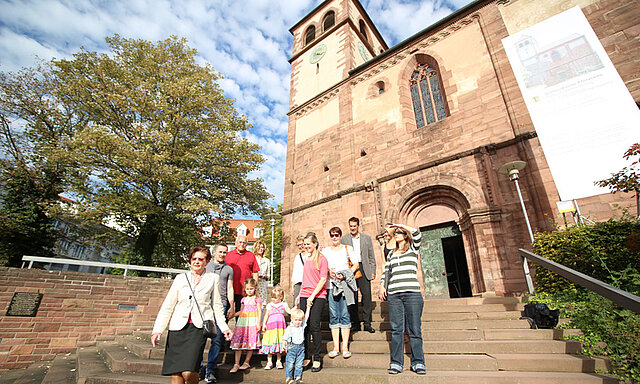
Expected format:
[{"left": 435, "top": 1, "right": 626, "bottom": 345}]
[{"left": 6, "top": 292, "right": 43, "bottom": 317}]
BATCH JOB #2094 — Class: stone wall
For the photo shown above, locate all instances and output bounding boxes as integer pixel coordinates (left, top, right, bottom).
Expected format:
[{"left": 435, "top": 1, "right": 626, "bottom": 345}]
[{"left": 0, "top": 267, "right": 173, "bottom": 372}]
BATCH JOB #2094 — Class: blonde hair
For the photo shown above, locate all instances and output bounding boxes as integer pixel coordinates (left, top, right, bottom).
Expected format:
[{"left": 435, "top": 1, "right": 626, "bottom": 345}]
[
  {"left": 270, "top": 285, "right": 284, "bottom": 301},
  {"left": 253, "top": 240, "right": 268, "bottom": 257},
  {"left": 242, "top": 278, "right": 257, "bottom": 296},
  {"left": 290, "top": 308, "right": 304, "bottom": 321},
  {"left": 305, "top": 233, "right": 322, "bottom": 269}
]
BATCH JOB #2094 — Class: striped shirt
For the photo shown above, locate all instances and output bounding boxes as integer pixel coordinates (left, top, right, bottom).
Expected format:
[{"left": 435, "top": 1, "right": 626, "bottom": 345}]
[{"left": 380, "top": 229, "right": 422, "bottom": 294}]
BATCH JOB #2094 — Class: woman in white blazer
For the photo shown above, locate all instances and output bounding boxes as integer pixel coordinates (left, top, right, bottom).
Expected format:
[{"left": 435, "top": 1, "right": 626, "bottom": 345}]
[{"left": 151, "top": 246, "right": 233, "bottom": 384}]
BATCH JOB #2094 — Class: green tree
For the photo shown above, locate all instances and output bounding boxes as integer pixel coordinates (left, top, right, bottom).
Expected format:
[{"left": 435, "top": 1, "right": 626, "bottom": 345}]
[
  {"left": 596, "top": 143, "right": 640, "bottom": 218},
  {"left": 1, "top": 35, "right": 270, "bottom": 269},
  {"left": 257, "top": 206, "right": 282, "bottom": 284},
  {"left": 0, "top": 67, "right": 82, "bottom": 266}
]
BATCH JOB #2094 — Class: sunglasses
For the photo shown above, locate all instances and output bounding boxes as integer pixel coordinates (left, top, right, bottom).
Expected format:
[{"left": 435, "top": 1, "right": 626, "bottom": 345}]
[
  {"left": 329, "top": 233, "right": 341, "bottom": 238},
  {"left": 395, "top": 230, "right": 407, "bottom": 236}
]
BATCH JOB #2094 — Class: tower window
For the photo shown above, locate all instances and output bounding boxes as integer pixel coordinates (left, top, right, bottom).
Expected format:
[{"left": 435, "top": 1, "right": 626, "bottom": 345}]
[
  {"left": 359, "top": 20, "right": 368, "bottom": 42},
  {"left": 376, "top": 81, "right": 385, "bottom": 94},
  {"left": 304, "top": 25, "right": 316, "bottom": 45},
  {"left": 410, "top": 63, "right": 447, "bottom": 127},
  {"left": 323, "top": 11, "right": 335, "bottom": 31}
]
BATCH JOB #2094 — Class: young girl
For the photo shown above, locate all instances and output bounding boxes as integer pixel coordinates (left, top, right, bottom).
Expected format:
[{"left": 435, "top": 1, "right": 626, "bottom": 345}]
[
  {"left": 229, "top": 278, "right": 262, "bottom": 373},
  {"left": 259, "top": 285, "right": 291, "bottom": 369}
]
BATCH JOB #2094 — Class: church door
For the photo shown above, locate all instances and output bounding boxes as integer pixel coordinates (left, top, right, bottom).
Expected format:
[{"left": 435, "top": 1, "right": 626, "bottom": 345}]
[{"left": 419, "top": 222, "right": 469, "bottom": 299}]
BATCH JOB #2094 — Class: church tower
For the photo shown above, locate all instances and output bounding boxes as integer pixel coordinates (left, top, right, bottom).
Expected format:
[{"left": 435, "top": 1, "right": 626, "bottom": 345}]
[{"left": 288, "top": 0, "right": 388, "bottom": 111}]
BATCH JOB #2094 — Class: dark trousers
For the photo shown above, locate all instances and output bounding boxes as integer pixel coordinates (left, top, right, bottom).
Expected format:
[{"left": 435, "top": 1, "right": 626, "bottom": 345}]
[
  {"left": 298, "top": 296, "right": 325, "bottom": 362},
  {"left": 206, "top": 302, "right": 229, "bottom": 373},
  {"left": 348, "top": 262, "right": 373, "bottom": 328},
  {"left": 234, "top": 293, "right": 243, "bottom": 313},
  {"left": 387, "top": 292, "right": 425, "bottom": 372}
]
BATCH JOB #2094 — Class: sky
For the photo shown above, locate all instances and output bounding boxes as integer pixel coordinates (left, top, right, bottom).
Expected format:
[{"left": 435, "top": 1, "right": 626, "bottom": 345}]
[{"left": 0, "top": 0, "right": 472, "bottom": 215}]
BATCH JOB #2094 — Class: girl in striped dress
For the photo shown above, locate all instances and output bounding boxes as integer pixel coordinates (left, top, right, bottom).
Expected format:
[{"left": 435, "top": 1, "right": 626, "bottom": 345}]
[
  {"left": 229, "top": 278, "right": 262, "bottom": 373},
  {"left": 259, "top": 285, "right": 291, "bottom": 369},
  {"left": 379, "top": 224, "right": 426, "bottom": 376}
]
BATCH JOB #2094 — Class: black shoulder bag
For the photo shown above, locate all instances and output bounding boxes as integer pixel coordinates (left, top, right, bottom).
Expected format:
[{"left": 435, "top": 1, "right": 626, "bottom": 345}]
[{"left": 185, "top": 273, "right": 217, "bottom": 338}]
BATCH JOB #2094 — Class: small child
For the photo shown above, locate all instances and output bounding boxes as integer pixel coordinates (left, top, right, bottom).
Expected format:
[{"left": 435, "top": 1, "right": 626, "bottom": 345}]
[
  {"left": 283, "top": 302, "right": 311, "bottom": 384},
  {"left": 229, "top": 278, "right": 262, "bottom": 373},
  {"left": 259, "top": 285, "right": 291, "bottom": 369}
]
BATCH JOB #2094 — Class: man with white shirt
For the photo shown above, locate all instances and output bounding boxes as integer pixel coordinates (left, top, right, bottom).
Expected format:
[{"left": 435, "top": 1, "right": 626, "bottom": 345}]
[{"left": 341, "top": 217, "right": 376, "bottom": 333}]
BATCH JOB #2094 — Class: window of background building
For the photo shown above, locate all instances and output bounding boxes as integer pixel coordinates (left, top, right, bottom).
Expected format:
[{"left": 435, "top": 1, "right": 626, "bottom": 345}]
[
  {"left": 410, "top": 63, "right": 447, "bottom": 127},
  {"left": 359, "top": 20, "right": 368, "bottom": 41}
]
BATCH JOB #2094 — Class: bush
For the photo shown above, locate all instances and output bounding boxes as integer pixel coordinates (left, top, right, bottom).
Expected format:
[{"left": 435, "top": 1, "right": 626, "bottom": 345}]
[{"left": 530, "top": 218, "right": 640, "bottom": 383}]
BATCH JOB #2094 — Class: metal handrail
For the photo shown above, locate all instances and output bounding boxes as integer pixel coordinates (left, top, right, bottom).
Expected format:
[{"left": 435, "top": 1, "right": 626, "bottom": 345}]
[
  {"left": 519, "top": 248, "right": 640, "bottom": 314},
  {"left": 21, "top": 255, "right": 188, "bottom": 276}
]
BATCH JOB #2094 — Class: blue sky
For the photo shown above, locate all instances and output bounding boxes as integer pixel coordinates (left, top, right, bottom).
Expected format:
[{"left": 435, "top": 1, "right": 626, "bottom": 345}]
[{"left": 0, "top": 0, "right": 472, "bottom": 213}]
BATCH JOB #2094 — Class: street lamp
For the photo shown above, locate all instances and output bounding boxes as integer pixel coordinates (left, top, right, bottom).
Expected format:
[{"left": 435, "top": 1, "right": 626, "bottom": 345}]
[
  {"left": 264, "top": 213, "right": 281, "bottom": 287},
  {"left": 498, "top": 160, "right": 535, "bottom": 294}
]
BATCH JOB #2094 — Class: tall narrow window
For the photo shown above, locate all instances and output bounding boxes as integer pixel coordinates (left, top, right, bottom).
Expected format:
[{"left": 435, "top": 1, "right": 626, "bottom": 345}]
[
  {"left": 359, "top": 20, "right": 368, "bottom": 42},
  {"left": 410, "top": 63, "right": 447, "bottom": 127},
  {"left": 304, "top": 25, "right": 315, "bottom": 45},
  {"left": 323, "top": 11, "right": 335, "bottom": 31}
]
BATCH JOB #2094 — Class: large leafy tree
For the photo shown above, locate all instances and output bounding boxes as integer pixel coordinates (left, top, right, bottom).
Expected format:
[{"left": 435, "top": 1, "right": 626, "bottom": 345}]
[
  {"left": 0, "top": 67, "right": 83, "bottom": 266},
  {"left": 0, "top": 35, "right": 270, "bottom": 268}
]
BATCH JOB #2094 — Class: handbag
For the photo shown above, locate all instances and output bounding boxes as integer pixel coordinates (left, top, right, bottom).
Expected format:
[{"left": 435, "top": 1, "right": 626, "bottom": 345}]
[
  {"left": 185, "top": 273, "right": 217, "bottom": 338},
  {"left": 345, "top": 245, "right": 363, "bottom": 280}
]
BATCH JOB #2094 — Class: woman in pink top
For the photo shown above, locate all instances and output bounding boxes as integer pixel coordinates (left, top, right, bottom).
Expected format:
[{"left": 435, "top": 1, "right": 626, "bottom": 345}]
[{"left": 294, "top": 233, "right": 328, "bottom": 373}]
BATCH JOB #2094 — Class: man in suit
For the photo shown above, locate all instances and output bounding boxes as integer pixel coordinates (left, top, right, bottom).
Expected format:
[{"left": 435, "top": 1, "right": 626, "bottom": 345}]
[{"left": 341, "top": 217, "right": 376, "bottom": 333}]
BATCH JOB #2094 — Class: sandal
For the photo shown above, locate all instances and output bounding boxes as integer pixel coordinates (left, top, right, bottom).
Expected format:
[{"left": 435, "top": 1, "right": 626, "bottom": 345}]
[
  {"left": 264, "top": 362, "right": 273, "bottom": 370},
  {"left": 276, "top": 361, "right": 284, "bottom": 369},
  {"left": 239, "top": 362, "right": 251, "bottom": 370},
  {"left": 342, "top": 350, "right": 352, "bottom": 359},
  {"left": 229, "top": 364, "right": 240, "bottom": 373},
  {"left": 328, "top": 350, "right": 339, "bottom": 358}
]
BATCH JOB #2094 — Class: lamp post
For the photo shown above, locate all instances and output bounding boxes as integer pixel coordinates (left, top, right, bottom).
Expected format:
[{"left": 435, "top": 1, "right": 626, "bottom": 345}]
[
  {"left": 498, "top": 160, "right": 535, "bottom": 294},
  {"left": 264, "top": 213, "right": 281, "bottom": 287}
]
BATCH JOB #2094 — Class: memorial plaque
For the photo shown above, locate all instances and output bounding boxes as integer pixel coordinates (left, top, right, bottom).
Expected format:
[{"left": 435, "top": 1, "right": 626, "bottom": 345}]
[{"left": 6, "top": 292, "right": 43, "bottom": 317}]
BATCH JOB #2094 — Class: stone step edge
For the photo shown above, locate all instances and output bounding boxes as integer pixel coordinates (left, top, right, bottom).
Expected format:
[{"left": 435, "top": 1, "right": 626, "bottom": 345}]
[{"left": 41, "top": 353, "right": 77, "bottom": 384}]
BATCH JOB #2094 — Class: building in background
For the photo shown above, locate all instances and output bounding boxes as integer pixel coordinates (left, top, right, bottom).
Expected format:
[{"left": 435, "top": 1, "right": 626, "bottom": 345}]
[{"left": 203, "top": 218, "right": 264, "bottom": 251}]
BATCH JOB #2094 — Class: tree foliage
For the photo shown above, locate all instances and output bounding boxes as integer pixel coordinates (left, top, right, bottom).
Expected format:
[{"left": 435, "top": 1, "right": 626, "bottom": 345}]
[
  {"left": 0, "top": 66, "right": 83, "bottom": 266},
  {"left": 596, "top": 143, "right": 640, "bottom": 217},
  {"left": 0, "top": 35, "right": 270, "bottom": 268}
]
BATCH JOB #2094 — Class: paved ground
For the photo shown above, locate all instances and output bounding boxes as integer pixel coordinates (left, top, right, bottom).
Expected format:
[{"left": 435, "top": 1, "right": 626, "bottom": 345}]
[{"left": 0, "top": 361, "right": 50, "bottom": 384}]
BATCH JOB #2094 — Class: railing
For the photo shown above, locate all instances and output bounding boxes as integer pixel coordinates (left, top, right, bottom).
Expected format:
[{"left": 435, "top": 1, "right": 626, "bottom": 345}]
[
  {"left": 21, "top": 255, "right": 188, "bottom": 276},
  {"left": 519, "top": 248, "right": 640, "bottom": 314}
]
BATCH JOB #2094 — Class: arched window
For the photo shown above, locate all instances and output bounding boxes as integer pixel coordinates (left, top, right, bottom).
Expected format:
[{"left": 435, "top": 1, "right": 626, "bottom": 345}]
[
  {"left": 410, "top": 63, "right": 447, "bottom": 127},
  {"left": 359, "top": 20, "right": 368, "bottom": 42},
  {"left": 304, "top": 25, "right": 315, "bottom": 45},
  {"left": 323, "top": 11, "right": 335, "bottom": 31}
]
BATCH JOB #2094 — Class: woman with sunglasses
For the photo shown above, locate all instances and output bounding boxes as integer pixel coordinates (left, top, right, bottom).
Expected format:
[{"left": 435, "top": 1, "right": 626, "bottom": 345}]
[
  {"left": 378, "top": 224, "right": 426, "bottom": 375},
  {"left": 323, "top": 227, "right": 357, "bottom": 359}
]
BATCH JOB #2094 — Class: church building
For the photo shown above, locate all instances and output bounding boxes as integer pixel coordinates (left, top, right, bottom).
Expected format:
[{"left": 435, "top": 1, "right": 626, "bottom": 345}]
[{"left": 280, "top": 0, "right": 639, "bottom": 298}]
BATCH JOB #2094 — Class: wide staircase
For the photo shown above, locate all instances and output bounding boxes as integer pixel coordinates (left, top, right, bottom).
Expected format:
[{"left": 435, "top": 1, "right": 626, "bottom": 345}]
[{"left": 42, "top": 294, "right": 617, "bottom": 383}]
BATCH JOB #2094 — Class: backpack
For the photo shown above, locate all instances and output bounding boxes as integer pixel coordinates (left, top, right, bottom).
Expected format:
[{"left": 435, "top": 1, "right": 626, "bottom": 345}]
[{"left": 522, "top": 302, "right": 560, "bottom": 329}]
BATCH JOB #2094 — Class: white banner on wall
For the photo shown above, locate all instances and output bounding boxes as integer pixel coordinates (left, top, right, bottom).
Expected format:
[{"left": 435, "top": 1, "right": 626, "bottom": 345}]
[{"left": 502, "top": 6, "right": 640, "bottom": 201}]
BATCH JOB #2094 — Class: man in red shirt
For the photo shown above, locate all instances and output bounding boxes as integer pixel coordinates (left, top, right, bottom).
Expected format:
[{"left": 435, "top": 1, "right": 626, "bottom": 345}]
[{"left": 225, "top": 235, "right": 259, "bottom": 313}]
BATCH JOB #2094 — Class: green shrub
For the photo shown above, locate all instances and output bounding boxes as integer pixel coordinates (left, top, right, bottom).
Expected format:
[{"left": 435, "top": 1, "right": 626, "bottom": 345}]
[{"left": 530, "top": 218, "right": 640, "bottom": 383}]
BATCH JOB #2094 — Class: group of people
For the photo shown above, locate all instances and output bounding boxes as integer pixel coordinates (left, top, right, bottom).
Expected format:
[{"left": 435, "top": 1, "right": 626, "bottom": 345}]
[{"left": 151, "top": 217, "right": 427, "bottom": 384}]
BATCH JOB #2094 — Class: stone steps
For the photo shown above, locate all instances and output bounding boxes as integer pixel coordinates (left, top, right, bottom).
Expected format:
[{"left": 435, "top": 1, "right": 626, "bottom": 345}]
[{"left": 70, "top": 294, "right": 618, "bottom": 384}]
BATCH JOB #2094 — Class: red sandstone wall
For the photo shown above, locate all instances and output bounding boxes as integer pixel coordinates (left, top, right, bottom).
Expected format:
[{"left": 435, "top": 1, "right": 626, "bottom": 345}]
[{"left": 0, "top": 267, "right": 172, "bottom": 372}]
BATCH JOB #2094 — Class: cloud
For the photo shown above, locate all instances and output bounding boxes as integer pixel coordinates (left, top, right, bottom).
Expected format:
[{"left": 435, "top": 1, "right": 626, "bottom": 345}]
[{"left": 0, "top": 0, "right": 472, "bottom": 215}]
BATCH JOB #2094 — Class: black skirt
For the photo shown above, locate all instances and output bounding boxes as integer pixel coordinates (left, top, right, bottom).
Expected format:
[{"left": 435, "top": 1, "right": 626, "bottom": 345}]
[{"left": 162, "top": 323, "right": 207, "bottom": 375}]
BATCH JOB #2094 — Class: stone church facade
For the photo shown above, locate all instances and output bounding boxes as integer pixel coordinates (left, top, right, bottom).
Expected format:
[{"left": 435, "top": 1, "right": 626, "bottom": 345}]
[{"left": 280, "top": 0, "right": 639, "bottom": 297}]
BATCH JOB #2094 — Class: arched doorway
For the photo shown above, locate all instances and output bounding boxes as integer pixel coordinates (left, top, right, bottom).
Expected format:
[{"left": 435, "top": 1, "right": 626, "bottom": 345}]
[{"left": 397, "top": 186, "right": 475, "bottom": 299}]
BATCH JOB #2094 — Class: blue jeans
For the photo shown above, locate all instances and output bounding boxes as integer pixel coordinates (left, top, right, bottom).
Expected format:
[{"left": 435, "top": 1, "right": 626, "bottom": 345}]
[
  {"left": 387, "top": 292, "right": 425, "bottom": 372},
  {"left": 206, "top": 302, "right": 229, "bottom": 373},
  {"left": 327, "top": 289, "right": 350, "bottom": 328},
  {"left": 286, "top": 343, "right": 304, "bottom": 379}
]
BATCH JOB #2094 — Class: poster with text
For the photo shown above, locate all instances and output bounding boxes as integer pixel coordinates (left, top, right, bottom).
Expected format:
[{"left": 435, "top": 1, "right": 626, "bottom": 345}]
[{"left": 502, "top": 6, "right": 639, "bottom": 200}]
